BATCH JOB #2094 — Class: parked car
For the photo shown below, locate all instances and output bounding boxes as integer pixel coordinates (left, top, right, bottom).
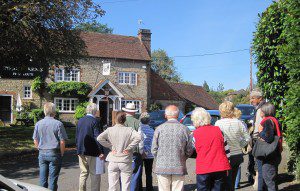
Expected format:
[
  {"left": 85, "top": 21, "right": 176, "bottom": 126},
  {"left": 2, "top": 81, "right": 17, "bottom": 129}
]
[
  {"left": 236, "top": 104, "right": 255, "bottom": 127},
  {"left": 0, "top": 174, "right": 50, "bottom": 191},
  {"left": 149, "top": 110, "right": 184, "bottom": 129},
  {"left": 180, "top": 110, "right": 221, "bottom": 132}
]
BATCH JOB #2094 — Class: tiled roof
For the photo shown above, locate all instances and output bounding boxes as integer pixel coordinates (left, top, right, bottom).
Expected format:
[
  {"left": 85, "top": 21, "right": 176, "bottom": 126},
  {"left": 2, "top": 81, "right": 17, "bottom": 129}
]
[
  {"left": 81, "top": 32, "right": 151, "bottom": 61},
  {"left": 150, "top": 71, "right": 184, "bottom": 101},
  {"left": 168, "top": 82, "right": 219, "bottom": 110}
]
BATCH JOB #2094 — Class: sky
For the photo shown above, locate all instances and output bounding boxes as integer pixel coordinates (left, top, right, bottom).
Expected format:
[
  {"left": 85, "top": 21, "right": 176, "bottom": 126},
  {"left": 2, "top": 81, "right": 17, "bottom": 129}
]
[{"left": 95, "top": 0, "right": 274, "bottom": 90}]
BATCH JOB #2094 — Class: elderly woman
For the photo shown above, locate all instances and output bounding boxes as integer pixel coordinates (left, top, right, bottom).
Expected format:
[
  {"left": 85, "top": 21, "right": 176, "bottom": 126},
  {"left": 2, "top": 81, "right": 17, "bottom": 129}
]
[
  {"left": 139, "top": 112, "right": 155, "bottom": 191},
  {"left": 257, "top": 103, "right": 282, "bottom": 191},
  {"left": 215, "top": 101, "right": 251, "bottom": 191},
  {"left": 97, "top": 111, "right": 141, "bottom": 191},
  {"left": 191, "top": 107, "right": 231, "bottom": 191}
]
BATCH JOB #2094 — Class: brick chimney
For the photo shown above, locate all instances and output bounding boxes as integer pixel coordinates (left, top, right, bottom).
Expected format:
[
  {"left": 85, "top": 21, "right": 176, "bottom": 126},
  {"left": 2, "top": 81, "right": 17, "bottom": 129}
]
[{"left": 138, "top": 29, "right": 151, "bottom": 56}]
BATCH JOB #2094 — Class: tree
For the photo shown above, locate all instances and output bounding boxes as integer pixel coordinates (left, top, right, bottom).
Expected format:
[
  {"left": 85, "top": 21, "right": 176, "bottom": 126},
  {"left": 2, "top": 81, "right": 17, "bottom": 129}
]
[
  {"left": 217, "top": 83, "right": 225, "bottom": 92},
  {"left": 203, "top": 81, "right": 210, "bottom": 92},
  {"left": 0, "top": 0, "right": 105, "bottom": 72},
  {"left": 75, "top": 21, "right": 113, "bottom": 34},
  {"left": 252, "top": 1, "right": 288, "bottom": 120},
  {"left": 151, "top": 49, "right": 182, "bottom": 82},
  {"left": 279, "top": 0, "right": 300, "bottom": 178},
  {"left": 253, "top": 0, "right": 300, "bottom": 178}
]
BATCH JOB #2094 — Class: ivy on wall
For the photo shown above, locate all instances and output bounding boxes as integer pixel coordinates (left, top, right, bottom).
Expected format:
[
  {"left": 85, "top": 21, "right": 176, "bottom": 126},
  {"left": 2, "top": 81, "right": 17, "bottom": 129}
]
[{"left": 47, "top": 81, "right": 92, "bottom": 97}]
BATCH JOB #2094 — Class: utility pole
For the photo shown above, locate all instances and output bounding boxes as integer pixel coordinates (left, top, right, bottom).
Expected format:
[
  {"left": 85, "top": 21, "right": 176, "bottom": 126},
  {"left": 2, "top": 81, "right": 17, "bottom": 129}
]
[{"left": 250, "top": 47, "right": 253, "bottom": 92}]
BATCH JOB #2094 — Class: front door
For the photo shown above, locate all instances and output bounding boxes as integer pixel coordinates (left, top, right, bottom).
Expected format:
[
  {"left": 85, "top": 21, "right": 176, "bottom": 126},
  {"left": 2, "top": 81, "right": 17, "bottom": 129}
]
[
  {"left": 99, "top": 101, "right": 108, "bottom": 126},
  {"left": 0, "top": 95, "right": 12, "bottom": 123}
]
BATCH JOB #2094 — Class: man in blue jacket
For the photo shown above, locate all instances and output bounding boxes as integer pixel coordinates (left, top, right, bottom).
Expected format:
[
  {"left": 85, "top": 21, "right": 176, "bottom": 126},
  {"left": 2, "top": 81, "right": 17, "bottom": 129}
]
[{"left": 76, "top": 103, "right": 104, "bottom": 191}]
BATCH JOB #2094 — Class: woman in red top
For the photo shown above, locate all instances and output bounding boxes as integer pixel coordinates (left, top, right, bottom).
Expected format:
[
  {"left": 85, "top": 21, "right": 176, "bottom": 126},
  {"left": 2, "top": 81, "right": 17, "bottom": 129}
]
[{"left": 191, "top": 107, "right": 231, "bottom": 191}]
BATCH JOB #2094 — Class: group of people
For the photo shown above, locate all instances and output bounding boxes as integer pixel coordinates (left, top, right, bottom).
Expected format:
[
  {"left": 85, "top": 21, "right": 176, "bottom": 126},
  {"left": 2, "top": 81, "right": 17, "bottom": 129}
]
[{"left": 32, "top": 90, "right": 282, "bottom": 191}]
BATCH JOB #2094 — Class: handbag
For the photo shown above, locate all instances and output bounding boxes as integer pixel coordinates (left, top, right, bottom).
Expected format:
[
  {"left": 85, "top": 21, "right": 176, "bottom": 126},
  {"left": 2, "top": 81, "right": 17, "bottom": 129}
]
[{"left": 252, "top": 136, "right": 280, "bottom": 159}]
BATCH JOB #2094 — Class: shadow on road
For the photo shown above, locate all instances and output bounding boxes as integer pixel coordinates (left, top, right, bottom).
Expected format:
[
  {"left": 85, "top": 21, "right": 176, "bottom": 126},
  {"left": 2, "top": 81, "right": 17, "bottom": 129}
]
[{"left": 0, "top": 149, "right": 78, "bottom": 180}]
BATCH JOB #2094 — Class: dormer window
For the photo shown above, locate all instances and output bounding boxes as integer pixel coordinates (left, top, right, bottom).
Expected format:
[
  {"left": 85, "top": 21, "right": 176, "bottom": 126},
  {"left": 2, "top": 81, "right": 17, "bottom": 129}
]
[{"left": 55, "top": 68, "right": 80, "bottom": 82}]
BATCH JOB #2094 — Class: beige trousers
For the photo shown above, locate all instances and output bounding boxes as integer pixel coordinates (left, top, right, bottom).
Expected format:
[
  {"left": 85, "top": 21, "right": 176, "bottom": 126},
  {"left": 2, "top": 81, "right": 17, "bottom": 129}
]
[
  {"left": 107, "top": 161, "right": 132, "bottom": 191},
  {"left": 78, "top": 155, "right": 101, "bottom": 191},
  {"left": 157, "top": 174, "right": 185, "bottom": 191}
]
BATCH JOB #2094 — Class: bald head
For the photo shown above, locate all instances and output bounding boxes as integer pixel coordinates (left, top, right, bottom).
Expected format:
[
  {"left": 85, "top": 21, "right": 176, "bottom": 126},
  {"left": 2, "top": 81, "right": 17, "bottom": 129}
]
[{"left": 165, "top": 105, "right": 179, "bottom": 120}]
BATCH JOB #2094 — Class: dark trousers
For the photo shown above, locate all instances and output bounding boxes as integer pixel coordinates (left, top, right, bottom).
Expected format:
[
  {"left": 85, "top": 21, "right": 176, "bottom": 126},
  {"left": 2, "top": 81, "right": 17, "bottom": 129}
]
[
  {"left": 258, "top": 155, "right": 281, "bottom": 191},
  {"left": 143, "top": 158, "right": 154, "bottom": 191},
  {"left": 131, "top": 153, "right": 143, "bottom": 191},
  {"left": 227, "top": 154, "right": 244, "bottom": 191},
  {"left": 197, "top": 171, "right": 227, "bottom": 191},
  {"left": 247, "top": 153, "right": 255, "bottom": 183}
]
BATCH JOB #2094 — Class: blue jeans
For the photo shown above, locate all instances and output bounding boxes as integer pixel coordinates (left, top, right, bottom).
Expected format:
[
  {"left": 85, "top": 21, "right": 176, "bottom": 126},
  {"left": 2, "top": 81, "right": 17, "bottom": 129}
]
[
  {"left": 197, "top": 171, "right": 227, "bottom": 191},
  {"left": 235, "top": 166, "right": 241, "bottom": 188},
  {"left": 257, "top": 159, "right": 265, "bottom": 191},
  {"left": 130, "top": 153, "right": 143, "bottom": 191},
  {"left": 38, "top": 150, "right": 62, "bottom": 191}
]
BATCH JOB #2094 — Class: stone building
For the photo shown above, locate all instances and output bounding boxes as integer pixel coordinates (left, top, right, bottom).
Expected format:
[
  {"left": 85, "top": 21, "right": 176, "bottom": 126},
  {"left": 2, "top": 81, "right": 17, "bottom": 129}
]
[
  {"left": 0, "top": 29, "right": 152, "bottom": 126},
  {"left": 0, "top": 28, "right": 217, "bottom": 126}
]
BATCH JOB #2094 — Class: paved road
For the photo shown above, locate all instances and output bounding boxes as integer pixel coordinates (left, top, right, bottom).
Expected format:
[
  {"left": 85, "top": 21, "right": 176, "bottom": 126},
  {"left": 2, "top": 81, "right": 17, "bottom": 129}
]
[{"left": 0, "top": 149, "right": 297, "bottom": 191}]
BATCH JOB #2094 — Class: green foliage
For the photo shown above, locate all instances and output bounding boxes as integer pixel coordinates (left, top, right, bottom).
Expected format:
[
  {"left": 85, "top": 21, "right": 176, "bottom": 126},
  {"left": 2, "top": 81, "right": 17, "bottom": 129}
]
[
  {"left": 29, "top": 109, "right": 44, "bottom": 124},
  {"left": 74, "top": 102, "right": 89, "bottom": 120},
  {"left": 151, "top": 49, "right": 182, "bottom": 82},
  {"left": 0, "top": 0, "right": 105, "bottom": 69},
  {"left": 252, "top": 1, "right": 288, "bottom": 121},
  {"left": 47, "top": 82, "right": 92, "bottom": 97},
  {"left": 75, "top": 21, "right": 113, "bottom": 34},
  {"left": 253, "top": 0, "right": 300, "bottom": 178},
  {"left": 148, "top": 103, "right": 162, "bottom": 112},
  {"left": 31, "top": 76, "right": 45, "bottom": 92},
  {"left": 279, "top": 0, "right": 300, "bottom": 178}
]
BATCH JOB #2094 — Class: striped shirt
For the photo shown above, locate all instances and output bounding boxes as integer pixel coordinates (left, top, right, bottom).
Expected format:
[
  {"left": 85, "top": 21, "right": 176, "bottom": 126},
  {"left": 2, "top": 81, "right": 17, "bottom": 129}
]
[
  {"left": 140, "top": 124, "right": 154, "bottom": 159},
  {"left": 215, "top": 118, "right": 251, "bottom": 156}
]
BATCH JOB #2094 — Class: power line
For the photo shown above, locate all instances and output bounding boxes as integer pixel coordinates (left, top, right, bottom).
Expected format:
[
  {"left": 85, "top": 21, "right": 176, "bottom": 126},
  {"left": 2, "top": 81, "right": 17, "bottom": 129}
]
[{"left": 152, "top": 48, "right": 250, "bottom": 59}]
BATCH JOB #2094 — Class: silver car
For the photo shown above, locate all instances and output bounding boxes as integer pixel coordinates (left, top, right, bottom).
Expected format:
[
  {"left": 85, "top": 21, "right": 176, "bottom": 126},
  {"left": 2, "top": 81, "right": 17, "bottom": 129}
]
[{"left": 0, "top": 174, "right": 50, "bottom": 191}]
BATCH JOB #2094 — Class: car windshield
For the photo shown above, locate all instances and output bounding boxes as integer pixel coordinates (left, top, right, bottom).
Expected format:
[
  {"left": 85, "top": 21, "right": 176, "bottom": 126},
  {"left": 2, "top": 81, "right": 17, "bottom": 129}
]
[{"left": 237, "top": 106, "right": 255, "bottom": 116}]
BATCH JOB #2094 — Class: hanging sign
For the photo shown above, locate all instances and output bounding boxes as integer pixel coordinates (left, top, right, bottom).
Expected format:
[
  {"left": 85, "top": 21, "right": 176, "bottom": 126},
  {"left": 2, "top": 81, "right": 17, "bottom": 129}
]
[{"left": 102, "top": 62, "right": 111, "bottom": 75}]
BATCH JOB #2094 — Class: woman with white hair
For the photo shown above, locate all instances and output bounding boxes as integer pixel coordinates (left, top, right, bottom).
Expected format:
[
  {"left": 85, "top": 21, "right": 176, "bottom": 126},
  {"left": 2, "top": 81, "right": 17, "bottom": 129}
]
[
  {"left": 215, "top": 101, "right": 251, "bottom": 191},
  {"left": 192, "top": 107, "right": 231, "bottom": 191}
]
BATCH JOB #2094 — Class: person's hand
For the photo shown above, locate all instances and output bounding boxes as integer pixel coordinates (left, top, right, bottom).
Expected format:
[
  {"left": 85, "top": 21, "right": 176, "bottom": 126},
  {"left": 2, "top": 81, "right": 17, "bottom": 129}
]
[
  {"left": 122, "top": 150, "right": 129, "bottom": 155},
  {"left": 99, "top": 154, "right": 105, "bottom": 160},
  {"left": 111, "top": 150, "right": 117, "bottom": 155}
]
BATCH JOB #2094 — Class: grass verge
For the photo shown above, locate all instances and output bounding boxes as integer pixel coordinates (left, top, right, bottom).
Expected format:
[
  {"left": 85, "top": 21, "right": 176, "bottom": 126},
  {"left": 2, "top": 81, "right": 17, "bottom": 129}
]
[{"left": 0, "top": 126, "right": 76, "bottom": 153}]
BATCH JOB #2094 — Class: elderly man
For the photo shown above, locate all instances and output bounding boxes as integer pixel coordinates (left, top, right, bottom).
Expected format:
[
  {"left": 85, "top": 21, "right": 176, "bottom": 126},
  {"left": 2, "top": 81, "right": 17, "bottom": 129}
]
[
  {"left": 151, "top": 105, "right": 194, "bottom": 191},
  {"left": 76, "top": 103, "right": 104, "bottom": 191},
  {"left": 250, "top": 90, "right": 266, "bottom": 191},
  {"left": 122, "top": 102, "right": 144, "bottom": 191},
  {"left": 33, "top": 102, "right": 68, "bottom": 191}
]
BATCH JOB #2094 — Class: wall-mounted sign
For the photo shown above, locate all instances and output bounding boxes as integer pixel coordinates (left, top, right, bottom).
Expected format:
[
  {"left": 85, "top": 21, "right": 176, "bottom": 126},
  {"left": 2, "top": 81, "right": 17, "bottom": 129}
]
[
  {"left": 102, "top": 62, "right": 111, "bottom": 76},
  {"left": 0, "top": 65, "right": 45, "bottom": 79}
]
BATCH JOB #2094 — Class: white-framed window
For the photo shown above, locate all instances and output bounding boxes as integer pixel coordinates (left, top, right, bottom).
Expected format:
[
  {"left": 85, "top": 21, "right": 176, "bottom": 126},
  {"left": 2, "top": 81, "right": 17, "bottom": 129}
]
[
  {"left": 54, "top": 68, "right": 80, "bottom": 82},
  {"left": 54, "top": 97, "right": 78, "bottom": 113},
  {"left": 23, "top": 85, "right": 32, "bottom": 99},
  {"left": 118, "top": 72, "right": 137, "bottom": 85},
  {"left": 121, "top": 100, "right": 142, "bottom": 114}
]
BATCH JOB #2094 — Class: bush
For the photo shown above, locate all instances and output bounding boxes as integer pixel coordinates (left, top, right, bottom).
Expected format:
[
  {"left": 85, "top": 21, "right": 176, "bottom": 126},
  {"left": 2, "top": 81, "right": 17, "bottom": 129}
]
[
  {"left": 74, "top": 102, "right": 89, "bottom": 120},
  {"left": 148, "top": 103, "right": 162, "bottom": 112},
  {"left": 47, "top": 81, "right": 92, "bottom": 97}
]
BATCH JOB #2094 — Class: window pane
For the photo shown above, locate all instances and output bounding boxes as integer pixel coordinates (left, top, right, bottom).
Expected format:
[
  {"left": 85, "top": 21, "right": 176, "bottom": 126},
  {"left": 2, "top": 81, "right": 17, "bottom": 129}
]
[
  {"left": 56, "top": 99, "right": 63, "bottom": 110},
  {"left": 118, "top": 73, "right": 124, "bottom": 84},
  {"left": 71, "top": 70, "right": 79, "bottom": 81},
  {"left": 63, "top": 99, "right": 70, "bottom": 111},
  {"left": 64, "top": 70, "right": 71, "bottom": 81},
  {"left": 125, "top": 73, "right": 130, "bottom": 83},
  {"left": 70, "top": 99, "right": 78, "bottom": 111},
  {"left": 55, "top": 69, "right": 63, "bottom": 81},
  {"left": 131, "top": 73, "right": 136, "bottom": 85}
]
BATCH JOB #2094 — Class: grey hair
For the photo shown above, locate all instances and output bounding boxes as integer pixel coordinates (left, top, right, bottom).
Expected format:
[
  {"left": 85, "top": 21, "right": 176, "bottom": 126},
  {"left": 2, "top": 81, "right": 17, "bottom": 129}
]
[
  {"left": 165, "top": 106, "right": 179, "bottom": 117},
  {"left": 140, "top": 112, "right": 150, "bottom": 124},
  {"left": 86, "top": 103, "right": 97, "bottom": 115},
  {"left": 260, "top": 102, "right": 276, "bottom": 117},
  {"left": 191, "top": 107, "right": 211, "bottom": 127},
  {"left": 250, "top": 90, "right": 263, "bottom": 98},
  {"left": 44, "top": 102, "right": 56, "bottom": 116}
]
